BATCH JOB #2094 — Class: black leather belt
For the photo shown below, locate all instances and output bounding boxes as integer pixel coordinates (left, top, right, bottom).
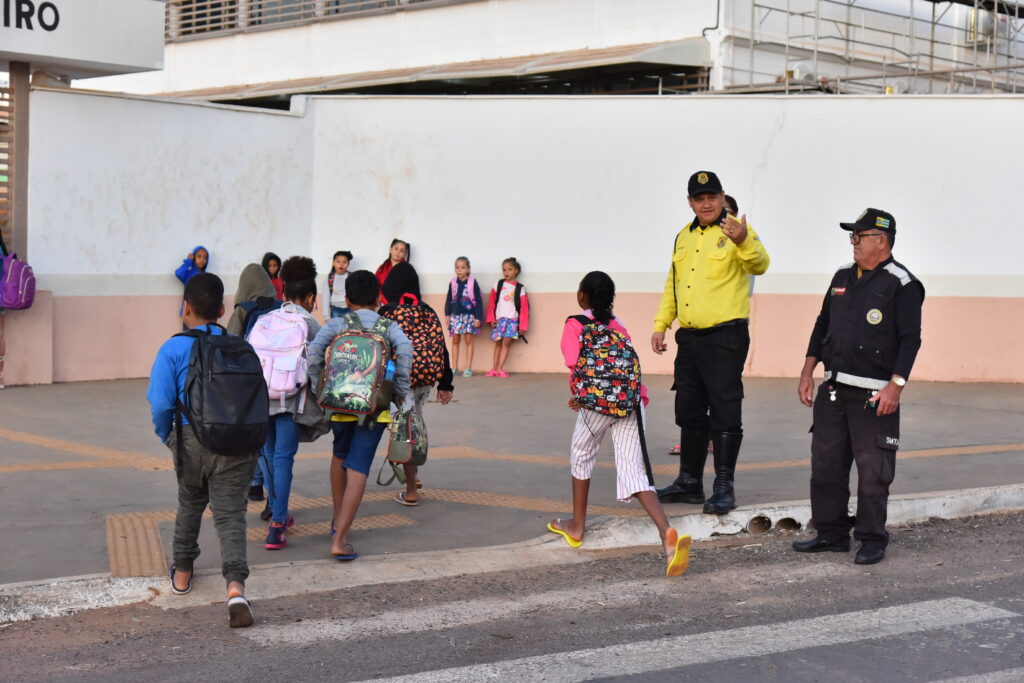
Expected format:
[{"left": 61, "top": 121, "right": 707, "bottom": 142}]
[{"left": 678, "top": 318, "right": 748, "bottom": 337}]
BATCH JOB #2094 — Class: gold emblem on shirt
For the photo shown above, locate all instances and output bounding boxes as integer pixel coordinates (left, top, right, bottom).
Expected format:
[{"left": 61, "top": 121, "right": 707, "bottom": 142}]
[
  {"left": 866, "top": 309, "right": 883, "bottom": 325},
  {"left": 697, "top": 172, "right": 709, "bottom": 184},
  {"left": 717, "top": 236, "right": 727, "bottom": 248}
]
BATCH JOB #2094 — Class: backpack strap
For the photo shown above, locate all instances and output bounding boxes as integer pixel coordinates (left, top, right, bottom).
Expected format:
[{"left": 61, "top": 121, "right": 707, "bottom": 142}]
[
  {"left": 513, "top": 283, "right": 523, "bottom": 315},
  {"left": 371, "top": 316, "right": 393, "bottom": 336},
  {"left": 328, "top": 270, "right": 335, "bottom": 291},
  {"left": 344, "top": 311, "right": 364, "bottom": 331},
  {"left": 568, "top": 314, "right": 592, "bottom": 326},
  {"left": 493, "top": 280, "right": 504, "bottom": 319},
  {"left": 466, "top": 277, "right": 476, "bottom": 304}
]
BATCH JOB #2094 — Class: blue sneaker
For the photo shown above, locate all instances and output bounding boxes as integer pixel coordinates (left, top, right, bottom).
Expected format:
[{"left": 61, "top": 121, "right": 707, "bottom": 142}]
[{"left": 264, "top": 523, "right": 287, "bottom": 550}]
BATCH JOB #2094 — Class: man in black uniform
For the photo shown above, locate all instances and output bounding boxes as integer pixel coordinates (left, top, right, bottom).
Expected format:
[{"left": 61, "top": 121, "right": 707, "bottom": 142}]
[{"left": 793, "top": 208, "right": 924, "bottom": 565}]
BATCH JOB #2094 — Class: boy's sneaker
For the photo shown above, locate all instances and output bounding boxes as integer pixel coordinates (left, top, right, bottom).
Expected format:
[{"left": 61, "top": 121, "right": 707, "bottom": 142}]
[
  {"left": 228, "top": 595, "right": 254, "bottom": 628},
  {"left": 247, "top": 485, "right": 265, "bottom": 502},
  {"left": 462, "top": 369, "right": 473, "bottom": 377},
  {"left": 265, "top": 523, "right": 287, "bottom": 549}
]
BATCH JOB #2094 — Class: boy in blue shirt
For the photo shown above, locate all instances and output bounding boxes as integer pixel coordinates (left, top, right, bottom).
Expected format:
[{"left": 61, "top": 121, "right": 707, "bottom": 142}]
[
  {"left": 147, "top": 273, "right": 260, "bottom": 628},
  {"left": 308, "top": 270, "right": 413, "bottom": 560}
]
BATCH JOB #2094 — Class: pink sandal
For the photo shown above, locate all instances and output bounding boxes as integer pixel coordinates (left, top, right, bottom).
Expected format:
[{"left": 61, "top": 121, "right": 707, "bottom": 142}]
[
  {"left": 496, "top": 370, "right": 510, "bottom": 378},
  {"left": 486, "top": 369, "right": 498, "bottom": 377}
]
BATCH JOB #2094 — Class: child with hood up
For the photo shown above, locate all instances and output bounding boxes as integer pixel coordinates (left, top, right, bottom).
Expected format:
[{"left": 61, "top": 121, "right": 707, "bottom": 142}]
[
  {"left": 262, "top": 252, "right": 285, "bottom": 301},
  {"left": 175, "top": 246, "right": 210, "bottom": 318},
  {"left": 227, "top": 263, "right": 279, "bottom": 338}
]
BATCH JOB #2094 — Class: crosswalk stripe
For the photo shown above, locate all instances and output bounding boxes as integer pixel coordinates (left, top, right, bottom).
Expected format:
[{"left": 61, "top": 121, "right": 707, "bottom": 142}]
[
  {"left": 368, "top": 598, "right": 1017, "bottom": 682},
  {"left": 243, "top": 578, "right": 682, "bottom": 647},
  {"left": 931, "top": 668, "right": 1024, "bottom": 683}
]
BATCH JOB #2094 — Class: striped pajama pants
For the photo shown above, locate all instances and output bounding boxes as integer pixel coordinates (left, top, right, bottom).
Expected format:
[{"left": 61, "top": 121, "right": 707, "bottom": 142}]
[{"left": 569, "top": 407, "right": 654, "bottom": 502}]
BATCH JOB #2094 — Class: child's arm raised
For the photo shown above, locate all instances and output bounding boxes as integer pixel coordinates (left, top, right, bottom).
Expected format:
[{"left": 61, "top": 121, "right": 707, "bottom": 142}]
[{"left": 174, "top": 255, "right": 196, "bottom": 284}]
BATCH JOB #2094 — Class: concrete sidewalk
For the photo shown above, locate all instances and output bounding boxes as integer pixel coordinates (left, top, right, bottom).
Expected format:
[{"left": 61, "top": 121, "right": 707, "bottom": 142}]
[{"left": 1, "top": 374, "right": 1022, "bottom": 588}]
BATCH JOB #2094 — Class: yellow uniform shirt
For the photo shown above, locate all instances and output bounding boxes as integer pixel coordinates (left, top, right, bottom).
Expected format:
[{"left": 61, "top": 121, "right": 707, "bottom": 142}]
[{"left": 654, "top": 218, "right": 770, "bottom": 332}]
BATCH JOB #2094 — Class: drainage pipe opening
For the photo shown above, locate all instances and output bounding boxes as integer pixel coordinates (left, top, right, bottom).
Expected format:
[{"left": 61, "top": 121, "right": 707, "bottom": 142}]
[
  {"left": 774, "top": 517, "right": 802, "bottom": 533},
  {"left": 746, "top": 515, "right": 772, "bottom": 535}
]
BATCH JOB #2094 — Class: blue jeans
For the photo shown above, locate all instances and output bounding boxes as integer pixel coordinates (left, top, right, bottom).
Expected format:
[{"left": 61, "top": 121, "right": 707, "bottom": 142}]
[
  {"left": 260, "top": 413, "right": 300, "bottom": 524},
  {"left": 330, "top": 421, "right": 387, "bottom": 476},
  {"left": 330, "top": 306, "right": 351, "bottom": 319},
  {"left": 250, "top": 467, "right": 264, "bottom": 487}
]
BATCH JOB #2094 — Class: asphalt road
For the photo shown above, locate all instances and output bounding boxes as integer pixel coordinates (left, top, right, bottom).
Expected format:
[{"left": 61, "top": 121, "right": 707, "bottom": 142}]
[{"left": 3, "top": 512, "right": 1022, "bottom": 682}]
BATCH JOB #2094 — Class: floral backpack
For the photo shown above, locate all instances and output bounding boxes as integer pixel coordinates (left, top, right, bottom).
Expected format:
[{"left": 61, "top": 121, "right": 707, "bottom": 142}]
[
  {"left": 569, "top": 315, "right": 642, "bottom": 418},
  {"left": 380, "top": 295, "right": 446, "bottom": 388}
]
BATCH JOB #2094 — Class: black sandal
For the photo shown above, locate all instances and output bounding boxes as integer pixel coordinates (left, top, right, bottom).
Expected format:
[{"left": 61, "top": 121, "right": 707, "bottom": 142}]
[{"left": 169, "top": 564, "right": 192, "bottom": 595}]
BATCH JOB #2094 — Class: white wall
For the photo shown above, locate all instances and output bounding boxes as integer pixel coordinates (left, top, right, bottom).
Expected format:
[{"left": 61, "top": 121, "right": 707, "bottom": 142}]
[
  {"left": 27, "top": 90, "right": 1024, "bottom": 297},
  {"left": 309, "top": 95, "right": 1024, "bottom": 296},
  {"left": 28, "top": 89, "right": 312, "bottom": 295}
]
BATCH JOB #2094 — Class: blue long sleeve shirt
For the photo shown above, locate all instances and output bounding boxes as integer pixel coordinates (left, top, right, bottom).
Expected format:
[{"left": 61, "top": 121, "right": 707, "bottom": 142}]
[{"left": 147, "top": 324, "right": 224, "bottom": 442}]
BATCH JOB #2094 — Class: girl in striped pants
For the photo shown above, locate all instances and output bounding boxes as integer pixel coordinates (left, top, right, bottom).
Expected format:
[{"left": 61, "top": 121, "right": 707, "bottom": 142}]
[{"left": 547, "top": 271, "right": 690, "bottom": 577}]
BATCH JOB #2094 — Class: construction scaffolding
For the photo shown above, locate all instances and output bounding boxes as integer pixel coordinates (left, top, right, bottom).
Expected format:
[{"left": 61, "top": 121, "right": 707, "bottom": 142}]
[{"left": 721, "top": 0, "right": 1024, "bottom": 93}]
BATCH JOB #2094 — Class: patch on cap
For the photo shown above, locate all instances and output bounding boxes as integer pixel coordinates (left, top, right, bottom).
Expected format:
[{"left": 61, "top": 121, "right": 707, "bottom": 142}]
[
  {"left": 697, "top": 173, "right": 709, "bottom": 184},
  {"left": 875, "top": 217, "right": 891, "bottom": 229}
]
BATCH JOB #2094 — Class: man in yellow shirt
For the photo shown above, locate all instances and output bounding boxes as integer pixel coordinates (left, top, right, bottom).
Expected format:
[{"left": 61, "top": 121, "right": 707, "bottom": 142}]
[{"left": 651, "top": 171, "right": 770, "bottom": 514}]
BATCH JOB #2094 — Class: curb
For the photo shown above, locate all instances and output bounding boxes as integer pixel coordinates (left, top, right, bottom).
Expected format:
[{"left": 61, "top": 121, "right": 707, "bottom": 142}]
[{"left": 2, "top": 483, "right": 1022, "bottom": 623}]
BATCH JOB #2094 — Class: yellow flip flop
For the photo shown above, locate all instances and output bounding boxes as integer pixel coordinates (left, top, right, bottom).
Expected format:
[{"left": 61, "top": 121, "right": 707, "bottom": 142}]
[
  {"left": 547, "top": 519, "right": 583, "bottom": 548},
  {"left": 665, "top": 528, "right": 692, "bottom": 577}
]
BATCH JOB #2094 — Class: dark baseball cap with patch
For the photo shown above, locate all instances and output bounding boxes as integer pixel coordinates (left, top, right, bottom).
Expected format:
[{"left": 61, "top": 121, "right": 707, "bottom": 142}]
[
  {"left": 687, "top": 171, "right": 724, "bottom": 197},
  {"left": 840, "top": 208, "right": 896, "bottom": 234}
]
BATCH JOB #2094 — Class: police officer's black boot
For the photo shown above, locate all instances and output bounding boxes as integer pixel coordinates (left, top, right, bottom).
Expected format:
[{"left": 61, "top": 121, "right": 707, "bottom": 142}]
[
  {"left": 656, "top": 430, "right": 709, "bottom": 504},
  {"left": 703, "top": 432, "right": 742, "bottom": 515}
]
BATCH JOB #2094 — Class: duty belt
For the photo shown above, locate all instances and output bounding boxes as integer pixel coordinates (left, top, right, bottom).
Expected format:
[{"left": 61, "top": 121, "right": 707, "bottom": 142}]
[{"left": 823, "top": 370, "right": 888, "bottom": 391}]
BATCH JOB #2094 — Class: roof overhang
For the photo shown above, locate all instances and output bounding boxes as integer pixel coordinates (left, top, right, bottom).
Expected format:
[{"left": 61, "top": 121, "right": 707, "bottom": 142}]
[{"left": 160, "top": 38, "right": 711, "bottom": 101}]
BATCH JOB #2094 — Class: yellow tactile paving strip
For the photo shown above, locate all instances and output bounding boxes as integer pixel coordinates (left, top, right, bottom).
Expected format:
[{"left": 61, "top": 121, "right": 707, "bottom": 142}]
[
  {"left": 423, "top": 488, "right": 648, "bottom": 518},
  {"left": 5, "top": 426, "right": 1024, "bottom": 577},
  {"left": 0, "top": 427, "right": 172, "bottom": 472},
  {"left": 245, "top": 514, "right": 416, "bottom": 542}
]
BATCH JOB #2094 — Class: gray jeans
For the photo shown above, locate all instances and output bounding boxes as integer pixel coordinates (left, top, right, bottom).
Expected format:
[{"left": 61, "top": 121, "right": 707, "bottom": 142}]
[{"left": 167, "top": 427, "right": 259, "bottom": 586}]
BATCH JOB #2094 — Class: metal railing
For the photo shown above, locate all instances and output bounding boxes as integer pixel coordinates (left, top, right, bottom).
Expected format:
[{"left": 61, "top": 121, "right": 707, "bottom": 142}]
[
  {"left": 728, "top": 0, "right": 1024, "bottom": 93},
  {"left": 165, "top": 0, "right": 479, "bottom": 40}
]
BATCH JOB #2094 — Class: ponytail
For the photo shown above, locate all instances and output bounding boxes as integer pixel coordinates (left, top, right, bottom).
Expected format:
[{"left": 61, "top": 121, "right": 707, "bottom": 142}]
[{"left": 579, "top": 271, "right": 615, "bottom": 324}]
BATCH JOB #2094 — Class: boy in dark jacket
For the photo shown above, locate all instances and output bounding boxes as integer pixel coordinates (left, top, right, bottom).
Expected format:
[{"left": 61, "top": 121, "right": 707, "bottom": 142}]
[{"left": 147, "top": 273, "right": 260, "bottom": 628}]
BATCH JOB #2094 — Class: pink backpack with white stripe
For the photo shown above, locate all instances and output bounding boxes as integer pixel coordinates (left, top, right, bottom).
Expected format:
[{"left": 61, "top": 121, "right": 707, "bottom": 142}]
[
  {"left": 1, "top": 253, "right": 35, "bottom": 310},
  {"left": 246, "top": 303, "right": 309, "bottom": 411}
]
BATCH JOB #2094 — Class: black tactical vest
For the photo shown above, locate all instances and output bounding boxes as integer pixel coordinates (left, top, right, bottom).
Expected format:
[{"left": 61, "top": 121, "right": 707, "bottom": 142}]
[{"left": 819, "top": 258, "right": 922, "bottom": 385}]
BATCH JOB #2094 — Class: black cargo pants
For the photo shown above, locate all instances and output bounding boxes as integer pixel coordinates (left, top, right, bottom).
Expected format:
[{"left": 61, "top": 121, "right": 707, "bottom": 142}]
[{"left": 810, "top": 381, "right": 900, "bottom": 547}]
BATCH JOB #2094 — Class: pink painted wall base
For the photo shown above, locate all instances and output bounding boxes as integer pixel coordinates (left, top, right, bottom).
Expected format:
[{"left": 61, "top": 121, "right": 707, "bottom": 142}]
[{"left": 2, "top": 291, "right": 1020, "bottom": 386}]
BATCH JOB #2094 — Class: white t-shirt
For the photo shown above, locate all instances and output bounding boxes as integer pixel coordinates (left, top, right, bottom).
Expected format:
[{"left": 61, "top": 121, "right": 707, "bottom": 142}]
[
  {"left": 327, "top": 272, "right": 348, "bottom": 307},
  {"left": 494, "top": 281, "right": 523, "bottom": 320}
]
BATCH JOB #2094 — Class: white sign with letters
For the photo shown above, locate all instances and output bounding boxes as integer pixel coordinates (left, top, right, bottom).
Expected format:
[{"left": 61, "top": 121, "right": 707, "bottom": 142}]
[{"left": 1, "top": 0, "right": 163, "bottom": 77}]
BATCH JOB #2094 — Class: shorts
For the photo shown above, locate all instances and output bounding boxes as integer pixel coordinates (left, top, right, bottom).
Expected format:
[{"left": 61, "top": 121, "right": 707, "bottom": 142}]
[
  {"left": 569, "top": 407, "right": 655, "bottom": 502},
  {"left": 330, "top": 421, "right": 387, "bottom": 476},
  {"left": 490, "top": 317, "right": 520, "bottom": 341},
  {"left": 449, "top": 313, "right": 479, "bottom": 336}
]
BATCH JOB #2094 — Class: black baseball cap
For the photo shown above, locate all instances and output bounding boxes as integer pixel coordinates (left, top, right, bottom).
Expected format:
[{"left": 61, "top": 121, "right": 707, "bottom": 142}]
[
  {"left": 687, "top": 171, "right": 724, "bottom": 197},
  {"left": 840, "top": 208, "right": 896, "bottom": 235}
]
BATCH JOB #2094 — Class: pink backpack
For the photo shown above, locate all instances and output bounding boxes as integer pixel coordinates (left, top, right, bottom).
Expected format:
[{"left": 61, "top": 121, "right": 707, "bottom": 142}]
[
  {"left": 246, "top": 303, "right": 309, "bottom": 411},
  {"left": 1, "top": 253, "right": 35, "bottom": 310},
  {"left": 449, "top": 276, "right": 476, "bottom": 312}
]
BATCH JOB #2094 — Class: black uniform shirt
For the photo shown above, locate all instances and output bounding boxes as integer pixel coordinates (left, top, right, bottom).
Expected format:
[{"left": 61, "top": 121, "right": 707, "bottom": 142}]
[{"left": 807, "top": 257, "right": 924, "bottom": 382}]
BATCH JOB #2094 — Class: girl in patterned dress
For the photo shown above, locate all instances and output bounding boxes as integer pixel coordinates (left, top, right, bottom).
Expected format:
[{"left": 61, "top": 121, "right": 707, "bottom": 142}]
[
  {"left": 443, "top": 257, "right": 484, "bottom": 377},
  {"left": 485, "top": 257, "right": 529, "bottom": 377}
]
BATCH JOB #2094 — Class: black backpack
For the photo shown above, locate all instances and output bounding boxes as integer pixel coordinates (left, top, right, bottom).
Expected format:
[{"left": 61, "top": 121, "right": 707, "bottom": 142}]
[
  {"left": 491, "top": 280, "right": 528, "bottom": 343},
  {"left": 174, "top": 325, "right": 268, "bottom": 466},
  {"left": 237, "top": 297, "right": 282, "bottom": 338}
]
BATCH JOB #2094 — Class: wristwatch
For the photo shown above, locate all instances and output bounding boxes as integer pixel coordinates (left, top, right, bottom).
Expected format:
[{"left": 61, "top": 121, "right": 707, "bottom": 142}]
[{"left": 891, "top": 375, "right": 907, "bottom": 387}]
